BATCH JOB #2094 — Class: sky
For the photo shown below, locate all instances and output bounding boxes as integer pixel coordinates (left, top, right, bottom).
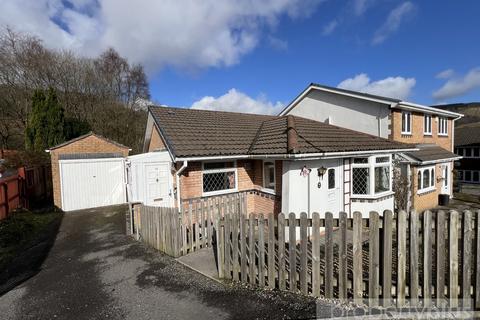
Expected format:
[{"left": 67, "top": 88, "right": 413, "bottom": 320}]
[{"left": 1, "top": 0, "right": 480, "bottom": 114}]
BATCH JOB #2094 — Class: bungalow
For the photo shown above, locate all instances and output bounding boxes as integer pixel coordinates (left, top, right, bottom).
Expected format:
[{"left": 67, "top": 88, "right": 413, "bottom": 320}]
[{"left": 128, "top": 106, "right": 416, "bottom": 218}]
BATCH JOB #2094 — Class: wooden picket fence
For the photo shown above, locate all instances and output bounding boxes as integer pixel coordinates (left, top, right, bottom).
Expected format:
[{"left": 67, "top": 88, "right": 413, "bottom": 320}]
[
  {"left": 218, "top": 209, "right": 480, "bottom": 309},
  {"left": 133, "top": 193, "right": 245, "bottom": 257}
]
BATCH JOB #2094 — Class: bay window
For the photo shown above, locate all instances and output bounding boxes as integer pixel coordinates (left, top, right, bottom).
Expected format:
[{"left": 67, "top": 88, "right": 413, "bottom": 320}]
[
  {"left": 263, "top": 161, "right": 275, "bottom": 191},
  {"left": 202, "top": 161, "right": 237, "bottom": 195},
  {"left": 352, "top": 155, "right": 391, "bottom": 197},
  {"left": 417, "top": 166, "right": 435, "bottom": 193}
]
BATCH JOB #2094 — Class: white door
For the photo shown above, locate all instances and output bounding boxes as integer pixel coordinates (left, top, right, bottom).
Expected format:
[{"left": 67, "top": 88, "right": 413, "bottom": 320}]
[
  {"left": 145, "top": 163, "right": 171, "bottom": 206},
  {"left": 441, "top": 163, "right": 451, "bottom": 195},
  {"left": 60, "top": 158, "right": 126, "bottom": 211},
  {"left": 317, "top": 159, "right": 343, "bottom": 217}
]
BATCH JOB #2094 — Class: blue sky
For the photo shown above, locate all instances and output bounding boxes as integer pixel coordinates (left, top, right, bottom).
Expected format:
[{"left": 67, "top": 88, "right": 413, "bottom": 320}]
[{"left": 1, "top": 0, "right": 480, "bottom": 114}]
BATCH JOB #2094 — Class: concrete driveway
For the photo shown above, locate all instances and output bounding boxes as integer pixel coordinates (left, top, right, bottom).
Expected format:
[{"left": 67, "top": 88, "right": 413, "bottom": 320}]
[{"left": 0, "top": 205, "right": 333, "bottom": 320}]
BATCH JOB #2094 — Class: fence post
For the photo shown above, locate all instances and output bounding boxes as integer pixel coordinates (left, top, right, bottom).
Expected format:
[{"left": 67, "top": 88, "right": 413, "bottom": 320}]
[
  {"left": 339, "top": 212, "right": 348, "bottom": 301},
  {"left": 299, "top": 212, "right": 308, "bottom": 295},
  {"left": 423, "top": 210, "right": 432, "bottom": 307},
  {"left": 278, "top": 213, "right": 286, "bottom": 291},
  {"left": 409, "top": 209, "right": 419, "bottom": 305},
  {"left": 312, "top": 212, "right": 321, "bottom": 297},
  {"left": 325, "top": 212, "right": 333, "bottom": 299},
  {"left": 258, "top": 213, "right": 265, "bottom": 287},
  {"left": 353, "top": 211, "right": 363, "bottom": 304},
  {"left": 369, "top": 211, "right": 380, "bottom": 306},
  {"left": 216, "top": 214, "right": 225, "bottom": 279},
  {"left": 397, "top": 210, "right": 407, "bottom": 307},
  {"left": 249, "top": 214, "right": 256, "bottom": 285},
  {"left": 268, "top": 212, "right": 276, "bottom": 289},
  {"left": 475, "top": 210, "right": 480, "bottom": 310},
  {"left": 462, "top": 210, "right": 472, "bottom": 309},
  {"left": 288, "top": 212, "right": 296, "bottom": 293},
  {"left": 449, "top": 210, "right": 459, "bottom": 308},
  {"left": 382, "top": 210, "right": 393, "bottom": 306},
  {"left": 436, "top": 210, "right": 446, "bottom": 307},
  {"left": 240, "top": 212, "right": 247, "bottom": 283}
]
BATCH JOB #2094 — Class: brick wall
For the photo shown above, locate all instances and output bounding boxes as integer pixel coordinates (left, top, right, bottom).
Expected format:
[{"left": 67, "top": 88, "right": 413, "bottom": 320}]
[
  {"left": 390, "top": 109, "right": 452, "bottom": 151},
  {"left": 50, "top": 135, "right": 129, "bottom": 209},
  {"left": 411, "top": 162, "right": 453, "bottom": 212},
  {"left": 148, "top": 126, "right": 166, "bottom": 152},
  {"left": 179, "top": 159, "right": 282, "bottom": 215}
]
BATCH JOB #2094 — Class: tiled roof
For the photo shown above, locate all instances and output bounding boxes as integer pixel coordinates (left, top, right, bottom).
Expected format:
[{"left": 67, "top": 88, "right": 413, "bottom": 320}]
[
  {"left": 403, "top": 144, "right": 460, "bottom": 163},
  {"left": 455, "top": 122, "right": 480, "bottom": 146},
  {"left": 149, "top": 106, "right": 414, "bottom": 158}
]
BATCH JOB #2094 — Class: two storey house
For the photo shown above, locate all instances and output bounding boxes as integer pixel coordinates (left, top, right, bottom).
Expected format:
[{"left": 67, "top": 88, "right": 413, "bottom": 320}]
[{"left": 280, "top": 83, "right": 463, "bottom": 212}]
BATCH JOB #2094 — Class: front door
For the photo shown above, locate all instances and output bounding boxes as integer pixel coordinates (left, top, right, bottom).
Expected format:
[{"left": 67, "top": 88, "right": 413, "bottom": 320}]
[
  {"left": 145, "top": 163, "right": 171, "bottom": 206},
  {"left": 311, "top": 159, "right": 343, "bottom": 217},
  {"left": 441, "top": 163, "right": 451, "bottom": 195}
]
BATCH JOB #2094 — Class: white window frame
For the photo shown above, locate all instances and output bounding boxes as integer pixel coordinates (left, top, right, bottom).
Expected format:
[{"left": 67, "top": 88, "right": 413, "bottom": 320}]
[
  {"left": 438, "top": 117, "right": 448, "bottom": 136},
  {"left": 201, "top": 161, "right": 238, "bottom": 196},
  {"left": 417, "top": 166, "right": 436, "bottom": 194},
  {"left": 458, "top": 170, "right": 480, "bottom": 183},
  {"left": 401, "top": 111, "right": 412, "bottom": 135},
  {"left": 262, "top": 160, "right": 276, "bottom": 194},
  {"left": 424, "top": 114, "right": 432, "bottom": 135},
  {"left": 461, "top": 147, "right": 480, "bottom": 159},
  {"left": 351, "top": 155, "right": 392, "bottom": 198}
]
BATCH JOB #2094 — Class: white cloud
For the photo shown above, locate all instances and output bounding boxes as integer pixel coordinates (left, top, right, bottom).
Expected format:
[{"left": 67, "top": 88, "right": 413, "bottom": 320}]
[
  {"left": 433, "top": 67, "right": 480, "bottom": 100},
  {"left": 0, "top": 0, "right": 323, "bottom": 74},
  {"left": 322, "top": 19, "right": 338, "bottom": 35},
  {"left": 338, "top": 73, "right": 416, "bottom": 100},
  {"left": 191, "top": 88, "right": 284, "bottom": 115},
  {"left": 352, "top": 0, "right": 374, "bottom": 16},
  {"left": 267, "top": 35, "right": 288, "bottom": 51},
  {"left": 436, "top": 69, "right": 454, "bottom": 79},
  {"left": 372, "top": 1, "right": 415, "bottom": 45}
]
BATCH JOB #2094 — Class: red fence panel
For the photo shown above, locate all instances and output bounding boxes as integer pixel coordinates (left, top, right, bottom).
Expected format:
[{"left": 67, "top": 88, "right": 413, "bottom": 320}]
[{"left": 0, "top": 174, "right": 21, "bottom": 220}]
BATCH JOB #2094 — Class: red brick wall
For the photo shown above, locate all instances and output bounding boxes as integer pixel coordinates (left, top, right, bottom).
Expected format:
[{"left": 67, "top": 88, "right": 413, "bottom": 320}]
[
  {"left": 50, "top": 135, "right": 129, "bottom": 209},
  {"left": 179, "top": 159, "right": 282, "bottom": 215},
  {"left": 390, "top": 109, "right": 452, "bottom": 151}
]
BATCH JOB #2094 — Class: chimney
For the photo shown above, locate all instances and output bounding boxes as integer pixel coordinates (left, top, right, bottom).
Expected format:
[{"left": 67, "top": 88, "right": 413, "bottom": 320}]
[{"left": 287, "top": 115, "right": 298, "bottom": 154}]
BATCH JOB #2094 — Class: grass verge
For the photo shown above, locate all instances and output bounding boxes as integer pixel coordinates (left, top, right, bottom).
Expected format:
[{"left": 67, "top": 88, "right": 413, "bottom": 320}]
[{"left": 0, "top": 209, "right": 62, "bottom": 272}]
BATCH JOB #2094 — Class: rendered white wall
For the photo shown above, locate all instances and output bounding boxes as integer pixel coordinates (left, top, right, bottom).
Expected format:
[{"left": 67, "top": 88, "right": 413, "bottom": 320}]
[
  {"left": 287, "top": 90, "right": 391, "bottom": 138},
  {"left": 350, "top": 197, "right": 394, "bottom": 215}
]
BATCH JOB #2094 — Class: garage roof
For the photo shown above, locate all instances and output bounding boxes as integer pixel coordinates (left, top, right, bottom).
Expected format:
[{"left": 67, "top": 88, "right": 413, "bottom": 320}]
[{"left": 48, "top": 132, "right": 130, "bottom": 151}]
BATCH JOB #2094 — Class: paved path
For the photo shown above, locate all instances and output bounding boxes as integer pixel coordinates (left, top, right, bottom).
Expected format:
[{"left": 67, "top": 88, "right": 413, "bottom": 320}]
[{"left": 0, "top": 205, "right": 333, "bottom": 320}]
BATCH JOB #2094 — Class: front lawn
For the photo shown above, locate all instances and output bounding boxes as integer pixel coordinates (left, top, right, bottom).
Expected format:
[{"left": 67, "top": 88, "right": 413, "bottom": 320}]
[{"left": 0, "top": 209, "right": 62, "bottom": 271}]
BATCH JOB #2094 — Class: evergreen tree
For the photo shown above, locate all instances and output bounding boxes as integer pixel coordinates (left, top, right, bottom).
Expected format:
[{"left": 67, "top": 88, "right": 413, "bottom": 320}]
[{"left": 25, "top": 88, "right": 65, "bottom": 152}]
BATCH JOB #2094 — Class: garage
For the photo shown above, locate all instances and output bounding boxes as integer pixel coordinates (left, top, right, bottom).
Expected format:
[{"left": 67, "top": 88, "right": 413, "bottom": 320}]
[
  {"left": 59, "top": 157, "right": 126, "bottom": 211},
  {"left": 48, "top": 132, "right": 130, "bottom": 211}
]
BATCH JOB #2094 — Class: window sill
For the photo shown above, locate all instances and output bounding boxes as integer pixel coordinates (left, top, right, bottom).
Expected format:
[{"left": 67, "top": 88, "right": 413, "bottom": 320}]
[
  {"left": 438, "top": 134, "right": 448, "bottom": 137},
  {"left": 401, "top": 132, "right": 412, "bottom": 136},
  {"left": 260, "top": 187, "right": 276, "bottom": 195},
  {"left": 351, "top": 191, "right": 394, "bottom": 200},
  {"left": 424, "top": 133, "right": 432, "bottom": 136},
  {"left": 202, "top": 189, "right": 238, "bottom": 197},
  {"left": 417, "top": 187, "right": 436, "bottom": 195}
]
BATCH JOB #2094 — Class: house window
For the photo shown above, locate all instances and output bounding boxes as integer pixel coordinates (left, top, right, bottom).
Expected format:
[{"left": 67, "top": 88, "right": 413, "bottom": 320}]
[
  {"left": 444, "top": 166, "right": 448, "bottom": 187},
  {"left": 202, "top": 161, "right": 237, "bottom": 195},
  {"left": 438, "top": 117, "right": 448, "bottom": 135},
  {"left": 328, "top": 168, "right": 335, "bottom": 189},
  {"left": 263, "top": 161, "right": 275, "bottom": 191},
  {"left": 474, "top": 148, "right": 480, "bottom": 158},
  {"left": 465, "top": 171, "right": 472, "bottom": 182},
  {"left": 473, "top": 171, "right": 479, "bottom": 183},
  {"left": 417, "top": 166, "right": 435, "bottom": 193},
  {"left": 458, "top": 170, "right": 464, "bottom": 181},
  {"left": 401, "top": 112, "right": 412, "bottom": 134},
  {"left": 424, "top": 115, "right": 432, "bottom": 135},
  {"left": 352, "top": 155, "right": 391, "bottom": 197}
]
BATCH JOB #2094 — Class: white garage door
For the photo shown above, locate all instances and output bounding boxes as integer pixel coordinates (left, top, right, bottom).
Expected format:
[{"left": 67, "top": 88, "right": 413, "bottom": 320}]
[{"left": 60, "top": 158, "right": 126, "bottom": 211}]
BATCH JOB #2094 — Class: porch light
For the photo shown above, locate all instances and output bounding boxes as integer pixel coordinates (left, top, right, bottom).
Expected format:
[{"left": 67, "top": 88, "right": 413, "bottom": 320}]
[{"left": 317, "top": 166, "right": 327, "bottom": 178}]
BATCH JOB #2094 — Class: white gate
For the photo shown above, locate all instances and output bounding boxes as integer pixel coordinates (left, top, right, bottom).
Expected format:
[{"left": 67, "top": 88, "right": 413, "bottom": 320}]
[{"left": 59, "top": 158, "right": 126, "bottom": 211}]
